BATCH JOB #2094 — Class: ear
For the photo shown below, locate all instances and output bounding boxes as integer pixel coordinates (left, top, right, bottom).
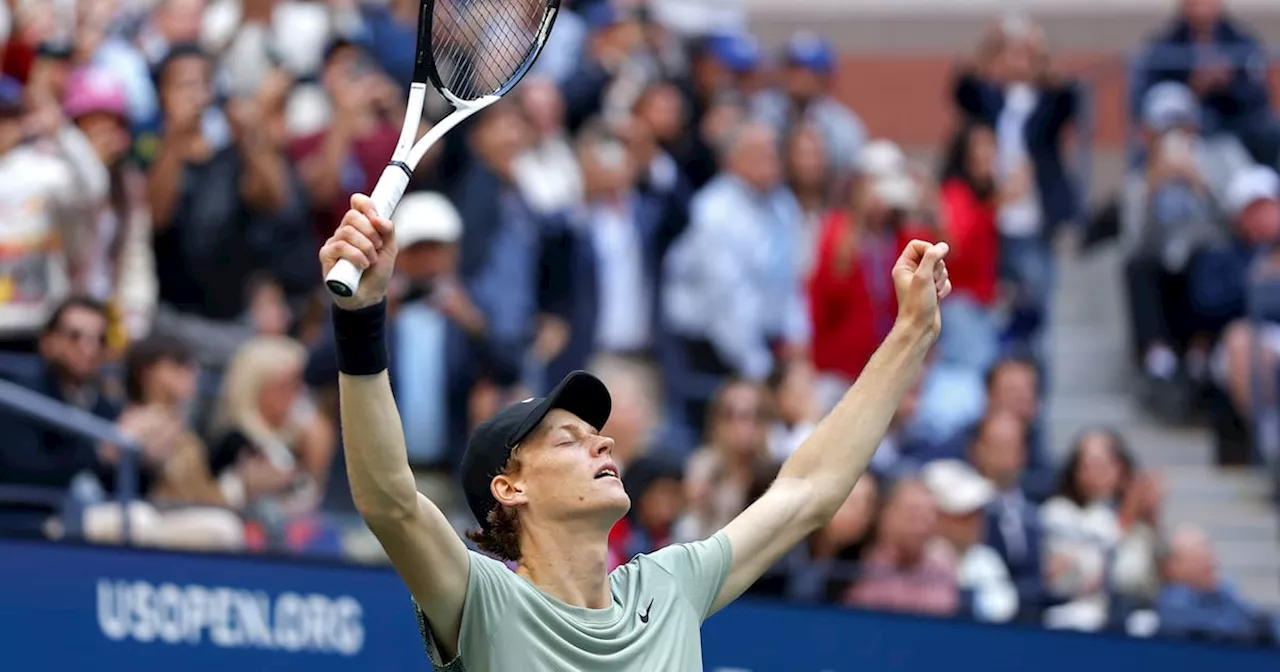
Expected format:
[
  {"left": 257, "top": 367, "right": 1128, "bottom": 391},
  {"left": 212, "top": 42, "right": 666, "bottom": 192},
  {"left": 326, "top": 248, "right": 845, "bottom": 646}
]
[{"left": 491, "top": 473, "right": 528, "bottom": 508}]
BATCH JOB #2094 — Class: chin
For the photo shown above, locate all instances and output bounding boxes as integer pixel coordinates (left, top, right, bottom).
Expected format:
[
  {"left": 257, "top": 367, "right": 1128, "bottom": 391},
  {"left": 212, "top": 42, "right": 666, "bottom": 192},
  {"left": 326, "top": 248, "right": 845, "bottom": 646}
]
[{"left": 597, "top": 491, "right": 632, "bottom": 525}]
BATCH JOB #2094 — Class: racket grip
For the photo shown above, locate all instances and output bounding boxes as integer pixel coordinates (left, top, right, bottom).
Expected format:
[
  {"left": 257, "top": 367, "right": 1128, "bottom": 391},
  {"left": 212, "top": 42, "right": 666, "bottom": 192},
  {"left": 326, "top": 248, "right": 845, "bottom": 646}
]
[{"left": 325, "top": 165, "right": 411, "bottom": 298}]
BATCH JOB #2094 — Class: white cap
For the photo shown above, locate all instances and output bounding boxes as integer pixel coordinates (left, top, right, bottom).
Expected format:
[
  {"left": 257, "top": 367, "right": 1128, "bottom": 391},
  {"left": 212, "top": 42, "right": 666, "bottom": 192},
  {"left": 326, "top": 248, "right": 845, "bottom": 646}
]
[
  {"left": 856, "top": 139, "right": 906, "bottom": 178},
  {"left": 921, "top": 459, "right": 996, "bottom": 515},
  {"left": 1142, "top": 81, "right": 1200, "bottom": 133},
  {"left": 872, "top": 173, "right": 919, "bottom": 210},
  {"left": 394, "top": 192, "right": 463, "bottom": 246},
  {"left": 1225, "top": 164, "right": 1279, "bottom": 218}
]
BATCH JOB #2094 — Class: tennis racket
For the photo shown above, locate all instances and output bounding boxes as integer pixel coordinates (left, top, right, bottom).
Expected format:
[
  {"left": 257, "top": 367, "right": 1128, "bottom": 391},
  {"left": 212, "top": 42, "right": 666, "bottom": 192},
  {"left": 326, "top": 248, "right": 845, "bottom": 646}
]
[{"left": 325, "top": 0, "right": 561, "bottom": 298}]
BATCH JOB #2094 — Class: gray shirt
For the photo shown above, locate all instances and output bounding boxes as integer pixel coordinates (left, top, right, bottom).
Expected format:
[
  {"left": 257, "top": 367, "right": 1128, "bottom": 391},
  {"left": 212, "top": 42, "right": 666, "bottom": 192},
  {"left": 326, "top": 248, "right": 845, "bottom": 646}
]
[{"left": 416, "top": 532, "right": 733, "bottom": 671}]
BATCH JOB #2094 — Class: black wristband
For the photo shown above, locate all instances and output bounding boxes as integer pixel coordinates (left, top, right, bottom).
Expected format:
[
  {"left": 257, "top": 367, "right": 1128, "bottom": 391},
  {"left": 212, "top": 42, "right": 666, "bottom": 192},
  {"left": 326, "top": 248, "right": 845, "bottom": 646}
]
[{"left": 333, "top": 300, "right": 389, "bottom": 376}]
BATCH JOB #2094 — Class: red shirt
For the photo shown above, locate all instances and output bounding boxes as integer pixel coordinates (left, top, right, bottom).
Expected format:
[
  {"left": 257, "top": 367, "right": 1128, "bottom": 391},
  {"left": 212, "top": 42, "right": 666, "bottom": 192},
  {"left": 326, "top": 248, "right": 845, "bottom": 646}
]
[
  {"left": 808, "top": 210, "right": 935, "bottom": 380},
  {"left": 287, "top": 124, "right": 399, "bottom": 240},
  {"left": 938, "top": 179, "right": 999, "bottom": 306}
]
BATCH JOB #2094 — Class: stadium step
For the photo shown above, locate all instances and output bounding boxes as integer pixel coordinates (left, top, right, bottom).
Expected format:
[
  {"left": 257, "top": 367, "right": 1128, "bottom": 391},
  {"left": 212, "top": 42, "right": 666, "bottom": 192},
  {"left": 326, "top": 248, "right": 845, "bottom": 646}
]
[{"left": 1049, "top": 242, "right": 1280, "bottom": 609}]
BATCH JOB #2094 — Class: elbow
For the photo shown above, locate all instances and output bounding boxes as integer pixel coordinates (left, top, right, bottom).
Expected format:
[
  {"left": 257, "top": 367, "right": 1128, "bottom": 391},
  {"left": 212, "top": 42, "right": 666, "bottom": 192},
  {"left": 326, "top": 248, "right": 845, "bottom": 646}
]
[{"left": 355, "top": 495, "right": 421, "bottom": 530}]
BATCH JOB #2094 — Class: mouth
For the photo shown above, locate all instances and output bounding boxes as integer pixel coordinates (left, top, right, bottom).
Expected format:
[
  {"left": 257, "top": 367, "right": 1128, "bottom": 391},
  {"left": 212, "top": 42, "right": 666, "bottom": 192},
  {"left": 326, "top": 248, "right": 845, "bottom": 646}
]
[{"left": 594, "top": 465, "right": 619, "bottom": 480}]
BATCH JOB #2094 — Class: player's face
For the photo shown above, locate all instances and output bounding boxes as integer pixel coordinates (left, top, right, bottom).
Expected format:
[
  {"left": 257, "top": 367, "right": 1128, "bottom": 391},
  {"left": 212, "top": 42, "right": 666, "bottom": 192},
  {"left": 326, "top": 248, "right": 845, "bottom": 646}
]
[{"left": 517, "top": 409, "right": 631, "bottom": 529}]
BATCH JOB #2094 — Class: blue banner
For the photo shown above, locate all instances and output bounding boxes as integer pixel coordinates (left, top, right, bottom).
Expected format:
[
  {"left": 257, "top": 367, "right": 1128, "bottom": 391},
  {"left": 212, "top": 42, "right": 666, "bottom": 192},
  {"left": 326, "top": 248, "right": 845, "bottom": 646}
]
[{"left": 0, "top": 539, "right": 1274, "bottom": 671}]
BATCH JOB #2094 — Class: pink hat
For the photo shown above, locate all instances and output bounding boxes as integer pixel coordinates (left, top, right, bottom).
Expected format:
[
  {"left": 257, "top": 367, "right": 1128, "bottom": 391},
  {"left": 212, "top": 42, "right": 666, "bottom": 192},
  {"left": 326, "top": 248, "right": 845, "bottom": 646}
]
[{"left": 63, "top": 68, "right": 128, "bottom": 121}]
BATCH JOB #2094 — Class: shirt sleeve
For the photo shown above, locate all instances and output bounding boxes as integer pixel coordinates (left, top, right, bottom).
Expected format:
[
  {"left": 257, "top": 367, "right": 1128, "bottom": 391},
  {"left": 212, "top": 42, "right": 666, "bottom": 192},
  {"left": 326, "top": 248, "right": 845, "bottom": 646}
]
[
  {"left": 698, "top": 227, "right": 772, "bottom": 381},
  {"left": 414, "top": 552, "right": 514, "bottom": 671},
  {"left": 645, "top": 530, "right": 733, "bottom": 621}
]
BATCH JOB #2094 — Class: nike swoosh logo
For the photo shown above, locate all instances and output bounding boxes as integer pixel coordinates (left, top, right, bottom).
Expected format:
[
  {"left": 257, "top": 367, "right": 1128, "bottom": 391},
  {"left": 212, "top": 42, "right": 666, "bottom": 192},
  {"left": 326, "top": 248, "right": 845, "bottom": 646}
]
[{"left": 638, "top": 598, "right": 653, "bottom": 623}]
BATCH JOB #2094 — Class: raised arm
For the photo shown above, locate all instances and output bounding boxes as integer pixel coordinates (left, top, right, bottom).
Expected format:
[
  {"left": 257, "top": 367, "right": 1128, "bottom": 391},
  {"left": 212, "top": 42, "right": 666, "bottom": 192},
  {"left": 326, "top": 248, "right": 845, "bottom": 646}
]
[
  {"left": 710, "top": 241, "right": 951, "bottom": 614},
  {"left": 319, "top": 194, "right": 470, "bottom": 659}
]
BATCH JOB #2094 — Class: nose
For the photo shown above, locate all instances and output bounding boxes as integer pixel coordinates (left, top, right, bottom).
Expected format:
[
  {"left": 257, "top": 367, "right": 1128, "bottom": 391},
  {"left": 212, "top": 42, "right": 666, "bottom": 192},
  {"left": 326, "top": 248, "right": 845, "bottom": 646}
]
[{"left": 592, "top": 434, "right": 615, "bottom": 457}]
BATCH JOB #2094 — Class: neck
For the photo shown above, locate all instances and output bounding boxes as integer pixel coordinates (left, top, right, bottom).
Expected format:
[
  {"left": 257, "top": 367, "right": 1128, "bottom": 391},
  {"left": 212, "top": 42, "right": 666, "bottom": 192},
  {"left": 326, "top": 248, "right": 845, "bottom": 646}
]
[
  {"left": 794, "top": 185, "right": 825, "bottom": 211},
  {"left": 516, "top": 517, "right": 612, "bottom": 610}
]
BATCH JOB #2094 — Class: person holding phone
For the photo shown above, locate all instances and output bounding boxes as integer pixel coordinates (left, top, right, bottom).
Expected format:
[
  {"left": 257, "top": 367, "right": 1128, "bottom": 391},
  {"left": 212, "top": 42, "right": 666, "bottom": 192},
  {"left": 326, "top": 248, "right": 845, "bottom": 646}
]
[{"left": 289, "top": 37, "right": 403, "bottom": 240}]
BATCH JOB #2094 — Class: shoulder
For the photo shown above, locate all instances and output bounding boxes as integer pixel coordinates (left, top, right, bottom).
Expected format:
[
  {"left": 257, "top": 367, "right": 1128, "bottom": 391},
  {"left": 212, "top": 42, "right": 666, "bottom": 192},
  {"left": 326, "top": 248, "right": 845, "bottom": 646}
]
[{"left": 613, "top": 533, "right": 734, "bottom": 613}]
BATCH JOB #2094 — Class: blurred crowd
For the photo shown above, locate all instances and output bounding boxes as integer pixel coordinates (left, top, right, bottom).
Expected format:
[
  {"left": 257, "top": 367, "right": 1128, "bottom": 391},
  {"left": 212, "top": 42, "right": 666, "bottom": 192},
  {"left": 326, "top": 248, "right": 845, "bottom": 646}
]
[{"left": 0, "top": 0, "right": 1277, "bottom": 649}]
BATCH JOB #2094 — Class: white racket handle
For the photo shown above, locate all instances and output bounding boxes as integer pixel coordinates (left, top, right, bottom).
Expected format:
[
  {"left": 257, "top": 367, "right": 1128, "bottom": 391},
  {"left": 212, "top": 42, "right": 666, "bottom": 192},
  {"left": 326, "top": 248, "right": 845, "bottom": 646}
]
[{"left": 324, "top": 164, "right": 411, "bottom": 298}]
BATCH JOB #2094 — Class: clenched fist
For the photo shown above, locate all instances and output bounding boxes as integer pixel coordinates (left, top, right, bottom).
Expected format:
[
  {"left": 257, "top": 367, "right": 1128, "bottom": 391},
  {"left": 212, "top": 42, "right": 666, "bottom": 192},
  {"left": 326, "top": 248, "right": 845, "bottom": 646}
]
[
  {"left": 319, "top": 194, "right": 398, "bottom": 310},
  {"left": 891, "top": 240, "right": 952, "bottom": 340}
]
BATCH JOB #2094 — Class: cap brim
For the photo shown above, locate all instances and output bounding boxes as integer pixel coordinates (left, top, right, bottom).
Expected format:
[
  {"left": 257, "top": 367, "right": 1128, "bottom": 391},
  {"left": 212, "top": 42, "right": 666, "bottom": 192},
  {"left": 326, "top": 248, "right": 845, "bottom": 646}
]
[{"left": 508, "top": 371, "right": 612, "bottom": 447}]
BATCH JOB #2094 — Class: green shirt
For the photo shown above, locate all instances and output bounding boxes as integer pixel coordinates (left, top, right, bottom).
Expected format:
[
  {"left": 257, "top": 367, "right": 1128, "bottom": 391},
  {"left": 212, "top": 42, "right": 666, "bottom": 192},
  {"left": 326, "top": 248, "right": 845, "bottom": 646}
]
[{"left": 415, "top": 531, "right": 733, "bottom": 671}]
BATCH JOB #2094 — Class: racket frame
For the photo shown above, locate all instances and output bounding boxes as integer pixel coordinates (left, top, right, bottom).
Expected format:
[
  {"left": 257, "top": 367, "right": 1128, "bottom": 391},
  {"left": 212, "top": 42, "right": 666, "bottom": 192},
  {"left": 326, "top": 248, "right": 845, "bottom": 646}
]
[{"left": 325, "top": 0, "right": 560, "bottom": 298}]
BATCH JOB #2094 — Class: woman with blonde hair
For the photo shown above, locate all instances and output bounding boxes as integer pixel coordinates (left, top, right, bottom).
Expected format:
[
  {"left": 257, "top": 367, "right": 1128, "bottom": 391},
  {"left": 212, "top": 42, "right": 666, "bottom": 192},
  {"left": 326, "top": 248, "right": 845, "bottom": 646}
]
[{"left": 208, "top": 336, "right": 336, "bottom": 519}]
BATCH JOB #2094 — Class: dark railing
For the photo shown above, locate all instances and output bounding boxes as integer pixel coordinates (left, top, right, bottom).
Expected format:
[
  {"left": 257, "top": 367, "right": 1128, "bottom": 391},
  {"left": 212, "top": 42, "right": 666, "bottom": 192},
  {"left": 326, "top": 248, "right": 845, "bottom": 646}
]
[{"left": 0, "top": 375, "right": 142, "bottom": 543}]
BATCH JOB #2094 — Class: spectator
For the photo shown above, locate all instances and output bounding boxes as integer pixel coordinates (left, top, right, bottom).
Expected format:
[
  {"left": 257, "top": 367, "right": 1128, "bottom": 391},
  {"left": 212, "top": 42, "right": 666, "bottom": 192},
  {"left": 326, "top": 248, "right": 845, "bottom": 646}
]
[
  {"left": 679, "top": 35, "right": 744, "bottom": 190},
  {"left": 845, "top": 479, "right": 959, "bottom": 617},
  {"left": 211, "top": 0, "right": 334, "bottom": 97},
  {"left": 953, "top": 18, "right": 1080, "bottom": 349},
  {"left": 674, "top": 378, "right": 775, "bottom": 542},
  {"left": 752, "top": 31, "right": 866, "bottom": 176},
  {"left": 935, "top": 120, "right": 1001, "bottom": 373},
  {"left": 1039, "top": 429, "right": 1140, "bottom": 631},
  {"left": 104, "top": 333, "right": 244, "bottom": 551},
  {"left": 663, "top": 120, "right": 808, "bottom": 434},
  {"left": 0, "top": 74, "right": 109, "bottom": 353},
  {"left": 1191, "top": 165, "right": 1280, "bottom": 456},
  {"left": 1140, "top": 0, "right": 1280, "bottom": 167},
  {"left": 449, "top": 103, "right": 540, "bottom": 387},
  {"left": 75, "top": 0, "right": 157, "bottom": 125},
  {"left": 207, "top": 336, "right": 335, "bottom": 522},
  {"left": 561, "top": 2, "right": 647, "bottom": 133},
  {"left": 786, "top": 124, "right": 835, "bottom": 278},
  {"left": 383, "top": 192, "right": 520, "bottom": 469},
  {"left": 922, "top": 459, "right": 1018, "bottom": 624},
  {"left": 512, "top": 77, "right": 584, "bottom": 217},
  {"left": 933, "top": 357, "right": 1056, "bottom": 500},
  {"left": 628, "top": 79, "right": 695, "bottom": 210},
  {"left": 968, "top": 409, "right": 1047, "bottom": 619},
  {"left": 342, "top": 0, "right": 421, "bottom": 91},
  {"left": 146, "top": 45, "right": 310, "bottom": 369},
  {"left": 540, "top": 125, "right": 670, "bottom": 388},
  {"left": 808, "top": 139, "right": 926, "bottom": 398},
  {"left": 765, "top": 357, "right": 821, "bottom": 462},
  {"left": 1156, "top": 525, "right": 1275, "bottom": 645},
  {"left": 0, "top": 299, "right": 158, "bottom": 536},
  {"left": 1122, "top": 81, "right": 1252, "bottom": 419},
  {"left": 135, "top": 0, "right": 206, "bottom": 67},
  {"left": 289, "top": 37, "right": 401, "bottom": 241},
  {"left": 62, "top": 67, "right": 156, "bottom": 346}
]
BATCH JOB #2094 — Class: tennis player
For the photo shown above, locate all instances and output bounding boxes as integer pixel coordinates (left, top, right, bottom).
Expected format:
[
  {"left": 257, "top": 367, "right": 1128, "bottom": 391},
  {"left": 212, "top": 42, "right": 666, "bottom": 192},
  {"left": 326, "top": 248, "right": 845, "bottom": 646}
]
[{"left": 319, "top": 193, "right": 952, "bottom": 670}]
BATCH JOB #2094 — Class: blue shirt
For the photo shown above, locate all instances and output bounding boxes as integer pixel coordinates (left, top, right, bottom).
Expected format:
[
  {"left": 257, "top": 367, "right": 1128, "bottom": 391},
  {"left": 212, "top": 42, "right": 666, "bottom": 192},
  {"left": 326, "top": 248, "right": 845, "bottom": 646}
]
[
  {"left": 663, "top": 175, "right": 809, "bottom": 381},
  {"left": 394, "top": 303, "right": 449, "bottom": 465}
]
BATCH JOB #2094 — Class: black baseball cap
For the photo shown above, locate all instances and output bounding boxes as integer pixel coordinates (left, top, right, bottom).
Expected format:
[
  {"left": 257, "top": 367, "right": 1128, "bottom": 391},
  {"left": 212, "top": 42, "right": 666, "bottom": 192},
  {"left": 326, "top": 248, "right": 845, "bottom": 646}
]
[{"left": 461, "top": 371, "right": 612, "bottom": 530}]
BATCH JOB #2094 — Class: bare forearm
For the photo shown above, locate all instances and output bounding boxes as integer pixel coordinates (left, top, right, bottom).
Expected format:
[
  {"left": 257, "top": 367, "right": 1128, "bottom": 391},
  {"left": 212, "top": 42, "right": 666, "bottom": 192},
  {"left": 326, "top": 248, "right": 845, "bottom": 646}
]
[
  {"left": 240, "top": 143, "right": 290, "bottom": 213},
  {"left": 300, "top": 128, "right": 353, "bottom": 209},
  {"left": 777, "top": 323, "right": 934, "bottom": 520},
  {"left": 147, "top": 143, "right": 188, "bottom": 231},
  {"left": 338, "top": 372, "right": 420, "bottom": 520}
]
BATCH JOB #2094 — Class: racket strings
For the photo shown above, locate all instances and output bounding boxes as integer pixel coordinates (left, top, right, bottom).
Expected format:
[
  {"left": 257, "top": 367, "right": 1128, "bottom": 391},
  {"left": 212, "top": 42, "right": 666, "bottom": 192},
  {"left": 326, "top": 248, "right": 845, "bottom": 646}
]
[{"left": 432, "top": 0, "right": 548, "bottom": 100}]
